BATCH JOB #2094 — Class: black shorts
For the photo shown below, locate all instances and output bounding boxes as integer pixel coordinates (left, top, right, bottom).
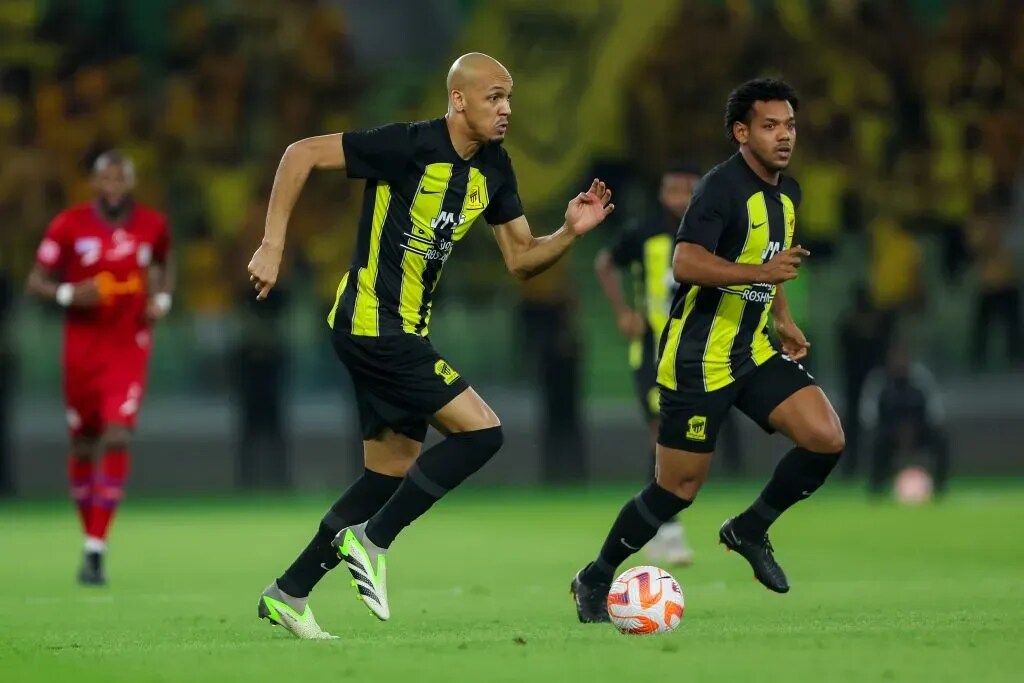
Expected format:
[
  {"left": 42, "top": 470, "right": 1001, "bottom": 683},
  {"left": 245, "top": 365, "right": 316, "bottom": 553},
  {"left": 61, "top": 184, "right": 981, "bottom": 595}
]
[
  {"left": 632, "top": 338, "right": 660, "bottom": 422},
  {"left": 658, "top": 353, "right": 815, "bottom": 453},
  {"left": 331, "top": 329, "right": 469, "bottom": 442}
]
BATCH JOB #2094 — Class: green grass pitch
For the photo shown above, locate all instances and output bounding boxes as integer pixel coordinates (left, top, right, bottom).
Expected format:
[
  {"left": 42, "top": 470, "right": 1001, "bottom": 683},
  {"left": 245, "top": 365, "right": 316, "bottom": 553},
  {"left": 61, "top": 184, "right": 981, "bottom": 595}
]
[{"left": 1, "top": 482, "right": 1022, "bottom": 682}]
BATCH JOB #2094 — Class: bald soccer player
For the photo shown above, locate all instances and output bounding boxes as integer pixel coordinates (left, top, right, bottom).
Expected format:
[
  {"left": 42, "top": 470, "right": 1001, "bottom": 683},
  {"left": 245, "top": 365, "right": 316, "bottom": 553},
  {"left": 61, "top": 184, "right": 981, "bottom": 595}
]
[{"left": 250, "top": 53, "right": 615, "bottom": 637}]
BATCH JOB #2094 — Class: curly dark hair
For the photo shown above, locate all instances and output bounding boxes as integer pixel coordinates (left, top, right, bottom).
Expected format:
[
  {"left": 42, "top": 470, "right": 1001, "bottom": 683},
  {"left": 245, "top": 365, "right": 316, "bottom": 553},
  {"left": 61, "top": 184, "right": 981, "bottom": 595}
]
[{"left": 724, "top": 78, "right": 800, "bottom": 143}]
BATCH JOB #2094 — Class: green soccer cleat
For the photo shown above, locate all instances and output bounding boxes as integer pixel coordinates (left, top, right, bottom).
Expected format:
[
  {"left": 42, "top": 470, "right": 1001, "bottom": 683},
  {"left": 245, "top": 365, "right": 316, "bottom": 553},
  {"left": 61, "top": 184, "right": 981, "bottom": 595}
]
[
  {"left": 258, "top": 582, "right": 338, "bottom": 640},
  {"left": 333, "top": 523, "right": 390, "bottom": 621}
]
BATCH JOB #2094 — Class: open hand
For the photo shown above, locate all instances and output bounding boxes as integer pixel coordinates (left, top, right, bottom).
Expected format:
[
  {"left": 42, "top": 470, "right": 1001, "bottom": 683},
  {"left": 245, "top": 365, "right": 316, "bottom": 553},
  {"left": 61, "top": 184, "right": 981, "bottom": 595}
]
[{"left": 565, "top": 178, "right": 615, "bottom": 237}]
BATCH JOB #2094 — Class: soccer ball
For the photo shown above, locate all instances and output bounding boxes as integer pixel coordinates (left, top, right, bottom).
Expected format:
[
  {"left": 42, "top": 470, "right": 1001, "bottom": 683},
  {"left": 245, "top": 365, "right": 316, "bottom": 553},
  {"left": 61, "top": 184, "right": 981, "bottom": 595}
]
[
  {"left": 606, "top": 565, "right": 685, "bottom": 635},
  {"left": 894, "top": 466, "right": 934, "bottom": 505}
]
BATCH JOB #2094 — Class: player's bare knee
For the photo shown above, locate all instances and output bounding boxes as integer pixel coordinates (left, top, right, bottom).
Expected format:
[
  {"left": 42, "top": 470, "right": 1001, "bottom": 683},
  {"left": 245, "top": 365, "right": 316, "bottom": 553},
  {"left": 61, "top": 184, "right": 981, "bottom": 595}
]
[
  {"left": 102, "top": 425, "right": 132, "bottom": 452},
  {"left": 655, "top": 470, "right": 705, "bottom": 501},
  {"left": 801, "top": 422, "right": 845, "bottom": 455},
  {"left": 71, "top": 437, "right": 99, "bottom": 460}
]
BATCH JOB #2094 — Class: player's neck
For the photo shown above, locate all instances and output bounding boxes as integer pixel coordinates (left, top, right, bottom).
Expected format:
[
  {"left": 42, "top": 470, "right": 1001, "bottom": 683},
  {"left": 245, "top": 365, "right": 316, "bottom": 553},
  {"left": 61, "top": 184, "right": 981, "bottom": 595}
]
[
  {"left": 444, "top": 115, "right": 483, "bottom": 160},
  {"left": 739, "top": 147, "right": 780, "bottom": 186}
]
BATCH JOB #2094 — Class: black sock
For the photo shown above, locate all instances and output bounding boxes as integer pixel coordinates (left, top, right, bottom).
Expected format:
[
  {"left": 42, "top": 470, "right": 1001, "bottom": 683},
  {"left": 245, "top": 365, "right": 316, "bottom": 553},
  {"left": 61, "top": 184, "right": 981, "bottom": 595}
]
[
  {"left": 647, "top": 450, "right": 678, "bottom": 525},
  {"left": 364, "top": 426, "right": 504, "bottom": 549},
  {"left": 277, "top": 468, "right": 402, "bottom": 597},
  {"left": 581, "top": 482, "right": 692, "bottom": 585},
  {"left": 734, "top": 447, "right": 840, "bottom": 538}
]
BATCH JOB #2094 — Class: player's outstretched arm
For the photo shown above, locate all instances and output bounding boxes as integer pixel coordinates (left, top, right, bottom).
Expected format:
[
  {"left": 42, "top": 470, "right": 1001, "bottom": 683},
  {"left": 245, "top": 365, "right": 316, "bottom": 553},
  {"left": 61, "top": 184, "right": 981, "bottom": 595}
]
[
  {"left": 248, "top": 134, "right": 347, "bottom": 299},
  {"left": 25, "top": 264, "right": 100, "bottom": 307},
  {"left": 594, "top": 249, "right": 644, "bottom": 338},
  {"left": 492, "top": 179, "right": 614, "bottom": 281},
  {"left": 673, "top": 243, "right": 809, "bottom": 288}
]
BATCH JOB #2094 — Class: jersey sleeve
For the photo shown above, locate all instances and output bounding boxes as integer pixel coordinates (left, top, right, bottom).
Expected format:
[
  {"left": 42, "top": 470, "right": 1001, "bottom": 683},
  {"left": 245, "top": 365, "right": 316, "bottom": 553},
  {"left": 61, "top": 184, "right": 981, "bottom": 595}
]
[
  {"left": 342, "top": 123, "right": 415, "bottom": 181},
  {"left": 35, "top": 212, "right": 71, "bottom": 273},
  {"left": 484, "top": 153, "right": 524, "bottom": 225},
  {"left": 609, "top": 226, "right": 642, "bottom": 268},
  {"left": 676, "top": 174, "right": 728, "bottom": 252}
]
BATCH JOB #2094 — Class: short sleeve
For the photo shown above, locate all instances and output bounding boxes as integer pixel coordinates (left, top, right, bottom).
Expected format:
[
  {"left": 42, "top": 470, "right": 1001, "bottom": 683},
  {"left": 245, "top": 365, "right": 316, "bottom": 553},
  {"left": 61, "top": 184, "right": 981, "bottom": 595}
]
[
  {"left": 676, "top": 175, "right": 728, "bottom": 252},
  {"left": 35, "top": 213, "right": 70, "bottom": 272},
  {"left": 484, "top": 154, "right": 524, "bottom": 225},
  {"left": 609, "top": 226, "right": 642, "bottom": 268},
  {"left": 152, "top": 214, "right": 172, "bottom": 263},
  {"left": 342, "top": 123, "right": 415, "bottom": 181}
]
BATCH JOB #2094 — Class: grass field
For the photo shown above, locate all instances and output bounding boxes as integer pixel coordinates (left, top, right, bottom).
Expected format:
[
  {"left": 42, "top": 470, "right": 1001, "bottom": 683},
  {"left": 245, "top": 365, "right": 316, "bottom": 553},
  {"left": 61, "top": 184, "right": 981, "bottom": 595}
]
[{"left": 2, "top": 482, "right": 1022, "bottom": 683}]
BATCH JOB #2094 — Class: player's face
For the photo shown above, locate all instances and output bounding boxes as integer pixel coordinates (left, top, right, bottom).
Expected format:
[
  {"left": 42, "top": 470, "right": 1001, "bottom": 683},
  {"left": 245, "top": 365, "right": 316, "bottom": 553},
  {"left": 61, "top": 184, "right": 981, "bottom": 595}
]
[
  {"left": 92, "top": 163, "right": 133, "bottom": 209},
  {"left": 465, "top": 78, "right": 513, "bottom": 142},
  {"left": 738, "top": 100, "right": 796, "bottom": 172},
  {"left": 659, "top": 173, "right": 699, "bottom": 220}
]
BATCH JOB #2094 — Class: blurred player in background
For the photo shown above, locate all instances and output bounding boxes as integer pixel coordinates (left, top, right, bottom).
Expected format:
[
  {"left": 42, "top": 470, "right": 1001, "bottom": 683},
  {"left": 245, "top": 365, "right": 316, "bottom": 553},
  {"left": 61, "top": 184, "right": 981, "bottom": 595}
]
[
  {"left": 248, "top": 52, "right": 615, "bottom": 638},
  {"left": 572, "top": 79, "right": 845, "bottom": 622},
  {"left": 26, "top": 151, "right": 174, "bottom": 586},
  {"left": 861, "top": 343, "right": 950, "bottom": 497},
  {"left": 594, "top": 163, "right": 701, "bottom": 566}
]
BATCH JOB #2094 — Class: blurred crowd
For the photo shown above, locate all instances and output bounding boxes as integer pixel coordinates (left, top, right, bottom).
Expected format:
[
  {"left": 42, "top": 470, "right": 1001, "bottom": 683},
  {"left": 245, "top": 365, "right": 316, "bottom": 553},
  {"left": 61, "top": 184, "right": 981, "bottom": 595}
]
[
  {"left": 1, "top": 0, "right": 1020, "bottom": 490},
  {"left": 0, "top": 0, "right": 364, "bottom": 317},
  {"left": 627, "top": 0, "right": 1024, "bottom": 373}
]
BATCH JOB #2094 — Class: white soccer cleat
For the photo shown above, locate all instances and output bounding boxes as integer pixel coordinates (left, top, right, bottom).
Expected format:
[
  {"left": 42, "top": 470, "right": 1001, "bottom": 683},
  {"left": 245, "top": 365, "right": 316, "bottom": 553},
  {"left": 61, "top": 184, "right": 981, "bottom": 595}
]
[
  {"left": 258, "top": 583, "right": 338, "bottom": 640},
  {"left": 645, "top": 521, "right": 695, "bottom": 567},
  {"left": 333, "top": 524, "right": 390, "bottom": 621}
]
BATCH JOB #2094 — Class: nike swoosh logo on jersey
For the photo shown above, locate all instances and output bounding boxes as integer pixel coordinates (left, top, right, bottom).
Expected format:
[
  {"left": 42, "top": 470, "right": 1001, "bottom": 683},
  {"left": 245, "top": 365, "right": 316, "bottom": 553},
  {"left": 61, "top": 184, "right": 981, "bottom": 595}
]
[
  {"left": 420, "top": 188, "right": 442, "bottom": 195},
  {"left": 752, "top": 221, "right": 766, "bottom": 229}
]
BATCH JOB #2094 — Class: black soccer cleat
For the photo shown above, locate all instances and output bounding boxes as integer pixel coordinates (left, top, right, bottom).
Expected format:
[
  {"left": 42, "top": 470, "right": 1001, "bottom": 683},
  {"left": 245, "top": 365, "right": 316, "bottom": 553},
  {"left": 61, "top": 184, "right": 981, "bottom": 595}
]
[
  {"left": 77, "top": 551, "right": 107, "bottom": 587},
  {"left": 570, "top": 566, "right": 611, "bottom": 623},
  {"left": 719, "top": 517, "right": 789, "bottom": 593}
]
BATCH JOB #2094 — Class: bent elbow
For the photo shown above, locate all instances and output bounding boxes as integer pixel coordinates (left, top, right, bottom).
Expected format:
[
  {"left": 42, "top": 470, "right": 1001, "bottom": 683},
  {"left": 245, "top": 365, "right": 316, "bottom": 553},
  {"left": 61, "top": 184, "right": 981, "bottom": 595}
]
[
  {"left": 509, "top": 265, "right": 531, "bottom": 281},
  {"left": 672, "top": 252, "right": 694, "bottom": 285}
]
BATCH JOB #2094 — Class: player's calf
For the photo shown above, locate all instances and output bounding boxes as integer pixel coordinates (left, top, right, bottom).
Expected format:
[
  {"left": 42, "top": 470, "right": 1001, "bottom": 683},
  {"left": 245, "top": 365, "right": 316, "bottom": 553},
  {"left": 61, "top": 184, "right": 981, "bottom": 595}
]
[{"left": 362, "top": 425, "right": 504, "bottom": 549}]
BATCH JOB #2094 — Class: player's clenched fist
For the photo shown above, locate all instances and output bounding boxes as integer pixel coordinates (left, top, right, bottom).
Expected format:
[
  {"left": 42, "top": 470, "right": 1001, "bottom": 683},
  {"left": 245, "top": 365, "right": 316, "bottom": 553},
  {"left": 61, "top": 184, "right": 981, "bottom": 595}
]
[
  {"left": 248, "top": 242, "right": 283, "bottom": 300},
  {"left": 758, "top": 246, "right": 809, "bottom": 284}
]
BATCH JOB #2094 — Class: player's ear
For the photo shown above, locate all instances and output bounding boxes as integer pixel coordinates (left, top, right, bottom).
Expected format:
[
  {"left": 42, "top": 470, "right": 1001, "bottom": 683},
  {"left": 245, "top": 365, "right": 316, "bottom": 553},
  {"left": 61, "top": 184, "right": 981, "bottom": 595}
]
[
  {"left": 451, "top": 89, "right": 466, "bottom": 113},
  {"left": 732, "top": 121, "right": 748, "bottom": 145}
]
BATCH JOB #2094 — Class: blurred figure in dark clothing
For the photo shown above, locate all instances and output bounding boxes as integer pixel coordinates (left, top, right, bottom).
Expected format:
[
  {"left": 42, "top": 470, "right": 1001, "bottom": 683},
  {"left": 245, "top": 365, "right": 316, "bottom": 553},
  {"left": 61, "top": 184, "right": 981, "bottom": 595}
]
[
  {"left": 0, "top": 266, "right": 13, "bottom": 495},
  {"left": 232, "top": 284, "right": 291, "bottom": 490},
  {"left": 860, "top": 345, "right": 950, "bottom": 496},
  {"left": 836, "top": 286, "right": 893, "bottom": 478}
]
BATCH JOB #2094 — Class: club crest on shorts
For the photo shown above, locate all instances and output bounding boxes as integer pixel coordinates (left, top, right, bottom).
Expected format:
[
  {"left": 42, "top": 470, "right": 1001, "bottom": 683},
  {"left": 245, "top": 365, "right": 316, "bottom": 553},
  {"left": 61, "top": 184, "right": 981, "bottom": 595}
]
[
  {"left": 686, "top": 415, "right": 707, "bottom": 441},
  {"left": 434, "top": 359, "right": 460, "bottom": 385}
]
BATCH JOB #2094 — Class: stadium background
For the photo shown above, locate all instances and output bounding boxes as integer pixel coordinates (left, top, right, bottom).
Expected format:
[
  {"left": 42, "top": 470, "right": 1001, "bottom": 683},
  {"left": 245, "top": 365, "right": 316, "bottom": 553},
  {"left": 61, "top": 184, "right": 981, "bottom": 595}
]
[{"left": 0, "top": 0, "right": 1022, "bottom": 495}]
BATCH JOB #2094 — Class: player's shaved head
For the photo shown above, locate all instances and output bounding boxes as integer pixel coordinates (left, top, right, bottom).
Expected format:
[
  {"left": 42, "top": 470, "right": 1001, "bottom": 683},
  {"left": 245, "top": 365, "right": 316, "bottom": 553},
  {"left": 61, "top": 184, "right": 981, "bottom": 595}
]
[
  {"left": 446, "top": 52, "right": 512, "bottom": 93},
  {"left": 445, "top": 53, "right": 513, "bottom": 148}
]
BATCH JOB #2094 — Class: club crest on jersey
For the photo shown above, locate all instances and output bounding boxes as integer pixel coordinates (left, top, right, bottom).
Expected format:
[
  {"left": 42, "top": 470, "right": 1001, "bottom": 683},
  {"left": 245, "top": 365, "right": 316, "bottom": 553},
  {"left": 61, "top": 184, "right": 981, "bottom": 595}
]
[
  {"left": 465, "top": 185, "right": 485, "bottom": 210},
  {"left": 434, "top": 359, "right": 461, "bottom": 386},
  {"left": 686, "top": 415, "right": 707, "bottom": 442}
]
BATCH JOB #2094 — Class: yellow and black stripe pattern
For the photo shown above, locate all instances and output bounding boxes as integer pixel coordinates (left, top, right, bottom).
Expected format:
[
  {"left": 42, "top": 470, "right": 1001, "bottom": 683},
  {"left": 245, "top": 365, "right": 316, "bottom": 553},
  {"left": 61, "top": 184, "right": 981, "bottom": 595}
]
[
  {"left": 328, "top": 162, "right": 492, "bottom": 337},
  {"left": 658, "top": 154, "right": 800, "bottom": 393}
]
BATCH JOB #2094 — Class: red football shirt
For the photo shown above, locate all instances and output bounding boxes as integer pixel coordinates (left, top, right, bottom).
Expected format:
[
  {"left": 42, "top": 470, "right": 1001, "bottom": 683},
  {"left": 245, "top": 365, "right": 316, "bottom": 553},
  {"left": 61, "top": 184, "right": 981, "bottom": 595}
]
[{"left": 35, "top": 202, "right": 171, "bottom": 366}]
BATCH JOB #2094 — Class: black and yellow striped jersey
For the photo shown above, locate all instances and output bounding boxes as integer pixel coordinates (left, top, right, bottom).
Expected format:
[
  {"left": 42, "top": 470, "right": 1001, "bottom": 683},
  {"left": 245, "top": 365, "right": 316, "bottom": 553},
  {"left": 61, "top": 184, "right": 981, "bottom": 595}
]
[
  {"left": 609, "top": 213, "right": 679, "bottom": 370},
  {"left": 658, "top": 153, "right": 801, "bottom": 393},
  {"left": 328, "top": 118, "right": 523, "bottom": 337}
]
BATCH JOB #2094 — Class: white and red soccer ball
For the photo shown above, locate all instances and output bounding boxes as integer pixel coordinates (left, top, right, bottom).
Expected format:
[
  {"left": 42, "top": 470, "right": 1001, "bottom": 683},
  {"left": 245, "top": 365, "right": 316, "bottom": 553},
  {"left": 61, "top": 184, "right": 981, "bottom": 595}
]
[
  {"left": 606, "top": 565, "right": 685, "bottom": 635},
  {"left": 894, "top": 466, "right": 934, "bottom": 505}
]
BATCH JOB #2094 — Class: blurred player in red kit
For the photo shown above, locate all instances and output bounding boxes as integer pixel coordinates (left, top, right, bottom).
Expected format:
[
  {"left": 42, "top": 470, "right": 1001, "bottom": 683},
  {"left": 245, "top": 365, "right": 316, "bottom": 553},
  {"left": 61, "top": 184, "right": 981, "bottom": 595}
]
[{"left": 26, "top": 151, "right": 174, "bottom": 585}]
